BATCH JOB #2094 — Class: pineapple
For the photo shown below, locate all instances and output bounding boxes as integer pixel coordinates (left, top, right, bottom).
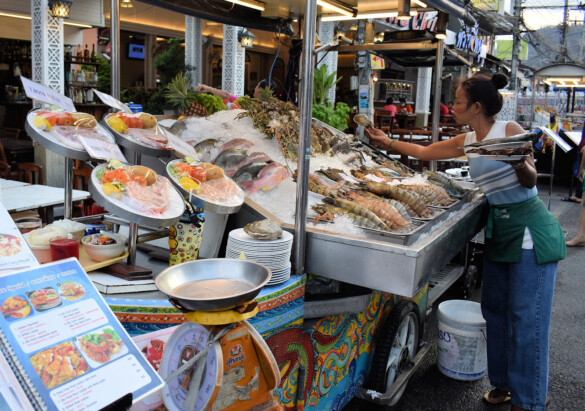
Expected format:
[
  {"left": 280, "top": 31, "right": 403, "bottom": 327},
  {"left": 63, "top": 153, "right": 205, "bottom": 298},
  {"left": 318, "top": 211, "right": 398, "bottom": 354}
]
[
  {"left": 165, "top": 73, "right": 208, "bottom": 117},
  {"left": 258, "top": 86, "right": 274, "bottom": 103}
]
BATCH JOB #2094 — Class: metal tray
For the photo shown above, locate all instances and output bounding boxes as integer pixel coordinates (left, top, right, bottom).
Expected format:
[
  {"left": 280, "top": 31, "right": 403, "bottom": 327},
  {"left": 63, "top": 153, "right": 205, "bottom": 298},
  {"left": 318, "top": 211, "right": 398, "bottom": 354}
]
[
  {"left": 165, "top": 159, "right": 245, "bottom": 214},
  {"left": 25, "top": 109, "right": 115, "bottom": 161},
  {"left": 102, "top": 113, "right": 174, "bottom": 158},
  {"left": 89, "top": 163, "right": 185, "bottom": 228}
]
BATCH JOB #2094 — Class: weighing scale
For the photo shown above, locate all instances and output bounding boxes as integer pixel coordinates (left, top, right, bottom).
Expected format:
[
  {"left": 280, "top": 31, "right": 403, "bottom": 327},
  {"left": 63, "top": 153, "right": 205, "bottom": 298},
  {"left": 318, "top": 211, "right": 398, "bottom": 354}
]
[{"left": 159, "top": 304, "right": 282, "bottom": 411}]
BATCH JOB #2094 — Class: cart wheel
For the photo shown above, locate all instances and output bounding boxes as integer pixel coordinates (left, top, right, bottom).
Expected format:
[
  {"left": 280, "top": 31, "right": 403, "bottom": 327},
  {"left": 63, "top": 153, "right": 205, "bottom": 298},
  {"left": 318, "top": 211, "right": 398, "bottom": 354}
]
[
  {"left": 368, "top": 300, "right": 420, "bottom": 407},
  {"left": 462, "top": 265, "right": 478, "bottom": 299}
]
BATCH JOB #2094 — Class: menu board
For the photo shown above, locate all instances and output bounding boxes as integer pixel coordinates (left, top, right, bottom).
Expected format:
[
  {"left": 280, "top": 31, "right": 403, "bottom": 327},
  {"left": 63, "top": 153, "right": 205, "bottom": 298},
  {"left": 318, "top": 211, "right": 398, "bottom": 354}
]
[
  {"left": 0, "top": 259, "right": 164, "bottom": 410},
  {"left": 0, "top": 205, "right": 38, "bottom": 275}
]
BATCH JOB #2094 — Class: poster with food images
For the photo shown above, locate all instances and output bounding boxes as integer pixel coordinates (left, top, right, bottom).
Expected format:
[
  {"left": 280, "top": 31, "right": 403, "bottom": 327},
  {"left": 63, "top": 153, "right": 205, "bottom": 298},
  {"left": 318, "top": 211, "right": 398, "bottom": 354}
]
[
  {"left": 0, "top": 204, "right": 38, "bottom": 275},
  {"left": 0, "top": 259, "right": 163, "bottom": 410}
]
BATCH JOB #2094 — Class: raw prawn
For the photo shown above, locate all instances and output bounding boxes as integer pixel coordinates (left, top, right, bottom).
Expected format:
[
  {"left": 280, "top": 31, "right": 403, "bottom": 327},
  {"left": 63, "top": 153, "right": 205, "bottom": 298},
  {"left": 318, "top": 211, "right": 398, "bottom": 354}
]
[
  {"left": 341, "top": 191, "right": 409, "bottom": 227},
  {"left": 365, "top": 182, "right": 433, "bottom": 218},
  {"left": 323, "top": 197, "right": 389, "bottom": 230},
  {"left": 312, "top": 204, "right": 383, "bottom": 230}
]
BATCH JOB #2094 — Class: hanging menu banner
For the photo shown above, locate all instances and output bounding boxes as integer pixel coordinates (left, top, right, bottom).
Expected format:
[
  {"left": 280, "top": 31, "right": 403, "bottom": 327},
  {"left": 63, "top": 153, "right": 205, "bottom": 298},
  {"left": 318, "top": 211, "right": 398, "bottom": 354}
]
[
  {"left": 0, "top": 259, "right": 164, "bottom": 410},
  {"left": 93, "top": 89, "right": 132, "bottom": 113},
  {"left": 20, "top": 76, "right": 76, "bottom": 113}
]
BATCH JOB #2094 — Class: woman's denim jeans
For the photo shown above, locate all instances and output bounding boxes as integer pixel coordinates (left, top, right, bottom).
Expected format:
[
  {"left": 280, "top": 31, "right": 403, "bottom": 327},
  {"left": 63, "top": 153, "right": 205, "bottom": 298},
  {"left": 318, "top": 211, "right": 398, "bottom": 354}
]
[{"left": 482, "top": 249, "right": 557, "bottom": 410}]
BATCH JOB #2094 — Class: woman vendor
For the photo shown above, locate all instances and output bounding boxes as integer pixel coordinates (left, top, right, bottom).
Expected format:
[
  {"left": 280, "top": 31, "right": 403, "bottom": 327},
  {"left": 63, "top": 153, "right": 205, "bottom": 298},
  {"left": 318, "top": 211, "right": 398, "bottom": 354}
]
[{"left": 365, "top": 73, "right": 565, "bottom": 411}]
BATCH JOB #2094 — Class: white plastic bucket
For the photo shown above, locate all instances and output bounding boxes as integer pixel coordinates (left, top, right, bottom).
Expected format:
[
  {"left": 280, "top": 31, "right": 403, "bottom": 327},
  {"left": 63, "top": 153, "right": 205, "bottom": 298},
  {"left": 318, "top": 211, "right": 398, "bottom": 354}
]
[{"left": 437, "top": 300, "right": 487, "bottom": 381}]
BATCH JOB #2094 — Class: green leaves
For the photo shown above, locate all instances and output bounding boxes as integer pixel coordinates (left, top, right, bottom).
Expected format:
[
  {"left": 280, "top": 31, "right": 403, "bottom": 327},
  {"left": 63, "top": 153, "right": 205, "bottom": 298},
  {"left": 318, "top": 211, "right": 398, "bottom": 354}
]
[
  {"left": 312, "top": 102, "right": 350, "bottom": 132},
  {"left": 313, "top": 64, "right": 342, "bottom": 105}
]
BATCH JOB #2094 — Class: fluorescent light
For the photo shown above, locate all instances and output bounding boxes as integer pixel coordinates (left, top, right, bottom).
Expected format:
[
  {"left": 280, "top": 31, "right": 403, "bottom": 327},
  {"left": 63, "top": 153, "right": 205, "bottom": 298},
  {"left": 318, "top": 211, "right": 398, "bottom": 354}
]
[
  {"left": 412, "top": 0, "right": 427, "bottom": 7},
  {"left": 0, "top": 12, "right": 31, "bottom": 20},
  {"left": 316, "top": 0, "right": 355, "bottom": 17},
  {"left": 0, "top": 12, "right": 92, "bottom": 27},
  {"left": 225, "top": 0, "right": 265, "bottom": 11},
  {"left": 64, "top": 21, "right": 92, "bottom": 28},
  {"left": 322, "top": 12, "right": 398, "bottom": 22}
]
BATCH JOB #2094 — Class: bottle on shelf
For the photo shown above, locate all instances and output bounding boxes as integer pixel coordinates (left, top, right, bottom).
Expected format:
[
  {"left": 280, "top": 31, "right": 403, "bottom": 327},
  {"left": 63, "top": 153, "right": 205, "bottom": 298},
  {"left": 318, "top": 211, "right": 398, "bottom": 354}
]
[
  {"left": 65, "top": 45, "right": 71, "bottom": 59},
  {"left": 76, "top": 44, "right": 82, "bottom": 62},
  {"left": 90, "top": 44, "right": 96, "bottom": 61},
  {"left": 83, "top": 44, "right": 89, "bottom": 61}
]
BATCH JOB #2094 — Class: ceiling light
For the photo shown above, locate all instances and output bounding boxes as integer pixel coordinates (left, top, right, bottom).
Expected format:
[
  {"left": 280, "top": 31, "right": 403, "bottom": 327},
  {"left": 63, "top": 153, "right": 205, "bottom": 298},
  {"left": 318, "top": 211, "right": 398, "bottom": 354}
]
[
  {"left": 322, "top": 11, "right": 398, "bottom": 22},
  {"left": 225, "top": 0, "right": 265, "bottom": 12},
  {"left": 411, "top": 0, "right": 427, "bottom": 6},
  {"left": 0, "top": 12, "right": 31, "bottom": 20},
  {"left": 397, "top": 0, "right": 414, "bottom": 20},
  {"left": 48, "top": 0, "right": 73, "bottom": 19},
  {"left": 120, "top": 0, "right": 133, "bottom": 8},
  {"left": 64, "top": 21, "right": 92, "bottom": 27},
  {"left": 435, "top": 11, "right": 448, "bottom": 39},
  {"left": 316, "top": 0, "right": 356, "bottom": 18}
]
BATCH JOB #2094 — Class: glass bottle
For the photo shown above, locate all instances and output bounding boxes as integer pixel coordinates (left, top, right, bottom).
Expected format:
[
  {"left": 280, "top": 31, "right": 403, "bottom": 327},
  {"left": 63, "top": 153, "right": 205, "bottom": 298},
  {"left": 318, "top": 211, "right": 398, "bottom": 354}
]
[
  {"left": 90, "top": 44, "right": 96, "bottom": 61},
  {"left": 76, "top": 44, "right": 82, "bottom": 62},
  {"left": 83, "top": 44, "right": 89, "bottom": 61},
  {"left": 65, "top": 45, "right": 71, "bottom": 59}
]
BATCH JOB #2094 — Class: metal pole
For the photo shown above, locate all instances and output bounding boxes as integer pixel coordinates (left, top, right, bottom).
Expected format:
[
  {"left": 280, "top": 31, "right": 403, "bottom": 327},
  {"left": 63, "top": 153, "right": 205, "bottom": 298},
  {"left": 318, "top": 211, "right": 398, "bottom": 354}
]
[
  {"left": 64, "top": 157, "right": 73, "bottom": 219},
  {"left": 430, "top": 40, "right": 444, "bottom": 172},
  {"left": 293, "top": 0, "right": 317, "bottom": 276},
  {"left": 529, "top": 76, "right": 537, "bottom": 128},
  {"left": 111, "top": 0, "right": 120, "bottom": 99},
  {"left": 548, "top": 143, "right": 556, "bottom": 210},
  {"left": 127, "top": 151, "right": 141, "bottom": 265},
  {"left": 510, "top": 0, "right": 522, "bottom": 120}
]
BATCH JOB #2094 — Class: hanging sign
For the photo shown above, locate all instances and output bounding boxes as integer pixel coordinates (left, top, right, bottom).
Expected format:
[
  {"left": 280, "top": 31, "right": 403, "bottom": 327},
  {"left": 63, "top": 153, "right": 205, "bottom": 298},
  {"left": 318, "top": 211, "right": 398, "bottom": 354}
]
[
  {"left": 79, "top": 136, "right": 128, "bottom": 164},
  {"left": 165, "top": 132, "right": 198, "bottom": 159},
  {"left": 93, "top": 89, "right": 132, "bottom": 113},
  {"left": 20, "top": 76, "right": 76, "bottom": 113},
  {"left": 370, "top": 55, "right": 385, "bottom": 70}
]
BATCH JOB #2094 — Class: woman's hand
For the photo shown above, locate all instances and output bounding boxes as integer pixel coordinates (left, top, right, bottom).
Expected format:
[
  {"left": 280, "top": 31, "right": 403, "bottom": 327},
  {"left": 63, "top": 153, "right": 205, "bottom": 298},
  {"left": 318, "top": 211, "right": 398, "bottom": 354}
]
[
  {"left": 579, "top": 169, "right": 584, "bottom": 182},
  {"left": 194, "top": 84, "right": 207, "bottom": 93},
  {"left": 364, "top": 128, "right": 391, "bottom": 150}
]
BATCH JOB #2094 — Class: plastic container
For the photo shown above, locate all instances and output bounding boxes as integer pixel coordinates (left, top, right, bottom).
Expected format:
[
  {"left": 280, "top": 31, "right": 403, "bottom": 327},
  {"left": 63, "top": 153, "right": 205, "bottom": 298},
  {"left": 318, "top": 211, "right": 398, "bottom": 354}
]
[
  {"left": 437, "top": 300, "right": 487, "bottom": 381},
  {"left": 50, "top": 238, "right": 79, "bottom": 261}
]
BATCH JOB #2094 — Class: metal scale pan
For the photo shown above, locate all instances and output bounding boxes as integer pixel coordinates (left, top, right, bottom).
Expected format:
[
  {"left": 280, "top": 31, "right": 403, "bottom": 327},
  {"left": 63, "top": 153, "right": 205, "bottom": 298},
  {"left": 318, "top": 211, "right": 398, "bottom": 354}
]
[
  {"left": 89, "top": 163, "right": 185, "bottom": 228},
  {"left": 102, "top": 112, "right": 175, "bottom": 158},
  {"left": 25, "top": 109, "right": 116, "bottom": 161}
]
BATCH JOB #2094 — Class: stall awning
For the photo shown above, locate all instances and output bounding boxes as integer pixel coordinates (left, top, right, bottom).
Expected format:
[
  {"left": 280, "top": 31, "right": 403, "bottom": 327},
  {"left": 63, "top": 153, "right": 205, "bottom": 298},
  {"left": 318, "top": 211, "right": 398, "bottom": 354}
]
[{"left": 534, "top": 64, "right": 585, "bottom": 88}]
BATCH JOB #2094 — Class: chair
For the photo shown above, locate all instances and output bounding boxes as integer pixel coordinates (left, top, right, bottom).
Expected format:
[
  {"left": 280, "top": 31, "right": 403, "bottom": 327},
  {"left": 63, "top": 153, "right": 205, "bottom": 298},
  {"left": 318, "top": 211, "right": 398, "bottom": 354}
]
[
  {"left": 0, "top": 141, "right": 8, "bottom": 164},
  {"left": 0, "top": 161, "right": 12, "bottom": 180},
  {"left": 1, "top": 128, "right": 21, "bottom": 139},
  {"left": 16, "top": 163, "right": 43, "bottom": 185},
  {"left": 374, "top": 110, "right": 395, "bottom": 135},
  {"left": 73, "top": 167, "right": 92, "bottom": 191}
]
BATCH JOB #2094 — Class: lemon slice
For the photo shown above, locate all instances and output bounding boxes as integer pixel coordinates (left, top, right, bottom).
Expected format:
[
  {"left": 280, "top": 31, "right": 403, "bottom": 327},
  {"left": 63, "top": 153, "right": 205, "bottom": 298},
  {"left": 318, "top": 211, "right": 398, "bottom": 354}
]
[
  {"left": 107, "top": 116, "right": 128, "bottom": 134},
  {"left": 102, "top": 183, "right": 123, "bottom": 200},
  {"left": 179, "top": 176, "right": 201, "bottom": 194},
  {"left": 33, "top": 115, "right": 52, "bottom": 130}
]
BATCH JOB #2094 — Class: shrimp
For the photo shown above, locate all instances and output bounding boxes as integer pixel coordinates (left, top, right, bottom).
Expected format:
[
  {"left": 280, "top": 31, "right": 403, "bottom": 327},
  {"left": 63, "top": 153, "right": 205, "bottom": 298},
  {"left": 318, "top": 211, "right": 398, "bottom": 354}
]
[
  {"left": 341, "top": 191, "right": 409, "bottom": 227},
  {"left": 323, "top": 197, "right": 389, "bottom": 230},
  {"left": 312, "top": 204, "right": 384, "bottom": 230},
  {"left": 365, "top": 182, "right": 433, "bottom": 218}
]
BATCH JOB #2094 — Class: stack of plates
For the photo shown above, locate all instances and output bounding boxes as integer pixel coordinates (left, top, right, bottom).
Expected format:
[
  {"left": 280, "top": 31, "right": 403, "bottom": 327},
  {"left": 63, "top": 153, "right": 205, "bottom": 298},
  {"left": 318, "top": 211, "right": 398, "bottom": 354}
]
[{"left": 226, "top": 228, "right": 293, "bottom": 286}]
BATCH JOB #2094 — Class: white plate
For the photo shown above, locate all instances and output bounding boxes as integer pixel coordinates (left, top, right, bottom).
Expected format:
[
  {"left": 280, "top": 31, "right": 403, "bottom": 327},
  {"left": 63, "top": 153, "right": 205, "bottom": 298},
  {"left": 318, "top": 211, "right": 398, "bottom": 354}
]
[
  {"left": 229, "top": 228, "right": 293, "bottom": 244},
  {"left": 476, "top": 141, "right": 532, "bottom": 151}
]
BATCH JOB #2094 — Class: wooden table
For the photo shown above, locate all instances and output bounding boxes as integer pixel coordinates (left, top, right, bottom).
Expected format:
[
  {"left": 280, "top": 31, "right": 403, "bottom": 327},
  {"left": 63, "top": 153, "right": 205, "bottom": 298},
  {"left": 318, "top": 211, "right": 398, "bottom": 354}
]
[{"left": 0, "top": 184, "right": 90, "bottom": 223}]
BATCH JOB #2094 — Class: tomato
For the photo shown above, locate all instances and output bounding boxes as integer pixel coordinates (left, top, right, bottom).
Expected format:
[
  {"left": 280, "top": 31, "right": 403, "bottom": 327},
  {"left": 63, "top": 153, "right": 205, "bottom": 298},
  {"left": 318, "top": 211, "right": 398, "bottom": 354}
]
[
  {"left": 36, "top": 111, "right": 57, "bottom": 126},
  {"left": 116, "top": 113, "right": 130, "bottom": 126},
  {"left": 127, "top": 117, "right": 143, "bottom": 128},
  {"left": 130, "top": 175, "right": 147, "bottom": 185},
  {"left": 55, "top": 112, "right": 74, "bottom": 126},
  {"left": 189, "top": 167, "right": 207, "bottom": 183}
]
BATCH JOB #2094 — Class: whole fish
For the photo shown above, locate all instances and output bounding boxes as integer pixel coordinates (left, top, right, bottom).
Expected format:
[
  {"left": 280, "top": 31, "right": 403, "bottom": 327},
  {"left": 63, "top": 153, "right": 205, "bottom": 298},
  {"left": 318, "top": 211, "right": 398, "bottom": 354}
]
[
  {"left": 240, "top": 163, "right": 290, "bottom": 194},
  {"left": 236, "top": 152, "right": 271, "bottom": 170},
  {"left": 219, "top": 138, "right": 254, "bottom": 152},
  {"left": 169, "top": 119, "right": 188, "bottom": 137},
  {"left": 212, "top": 149, "right": 248, "bottom": 173},
  {"left": 234, "top": 162, "right": 269, "bottom": 183},
  {"left": 194, "top": 139, "right": 219, "bottom": 161}
]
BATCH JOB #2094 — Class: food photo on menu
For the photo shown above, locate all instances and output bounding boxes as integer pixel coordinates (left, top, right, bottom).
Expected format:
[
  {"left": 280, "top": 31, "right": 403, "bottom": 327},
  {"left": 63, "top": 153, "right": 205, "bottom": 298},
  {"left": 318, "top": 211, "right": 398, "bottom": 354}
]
[
  {"left": 0, "top": 205, "right": 38, "bottom": 273},
  {"left": 0, "top": 259, "right": 164, "bottom": 410},
  {"left": 29, "top": 341, "right": 89, "bottom": 389}
]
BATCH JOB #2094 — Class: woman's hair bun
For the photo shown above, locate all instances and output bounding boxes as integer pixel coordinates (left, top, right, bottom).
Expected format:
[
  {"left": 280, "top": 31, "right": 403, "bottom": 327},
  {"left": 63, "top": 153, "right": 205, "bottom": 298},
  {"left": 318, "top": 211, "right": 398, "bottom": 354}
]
[{"left": 491, "top": 73, "right": 508, "bottom": 90}]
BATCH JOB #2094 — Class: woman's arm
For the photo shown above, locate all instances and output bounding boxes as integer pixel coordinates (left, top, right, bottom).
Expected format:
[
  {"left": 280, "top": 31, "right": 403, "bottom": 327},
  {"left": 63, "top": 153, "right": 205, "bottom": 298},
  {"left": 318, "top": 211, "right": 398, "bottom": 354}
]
[
  {"left": 579, "top": 146, "right": 585, "bottom": 182},
  {"left": 194, "top": 84, "right": 237, "bottom": 102},
  {"left": 364, "top": 128, "right": 466, "bottom": 160}
]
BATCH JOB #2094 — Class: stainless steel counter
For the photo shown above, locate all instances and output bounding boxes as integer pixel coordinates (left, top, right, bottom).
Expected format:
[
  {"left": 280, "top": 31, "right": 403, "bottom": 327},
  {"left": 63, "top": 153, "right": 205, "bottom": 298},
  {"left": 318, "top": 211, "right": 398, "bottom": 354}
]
[{"left": 231, "top": 194, "right": 487, "bottom": 298}]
